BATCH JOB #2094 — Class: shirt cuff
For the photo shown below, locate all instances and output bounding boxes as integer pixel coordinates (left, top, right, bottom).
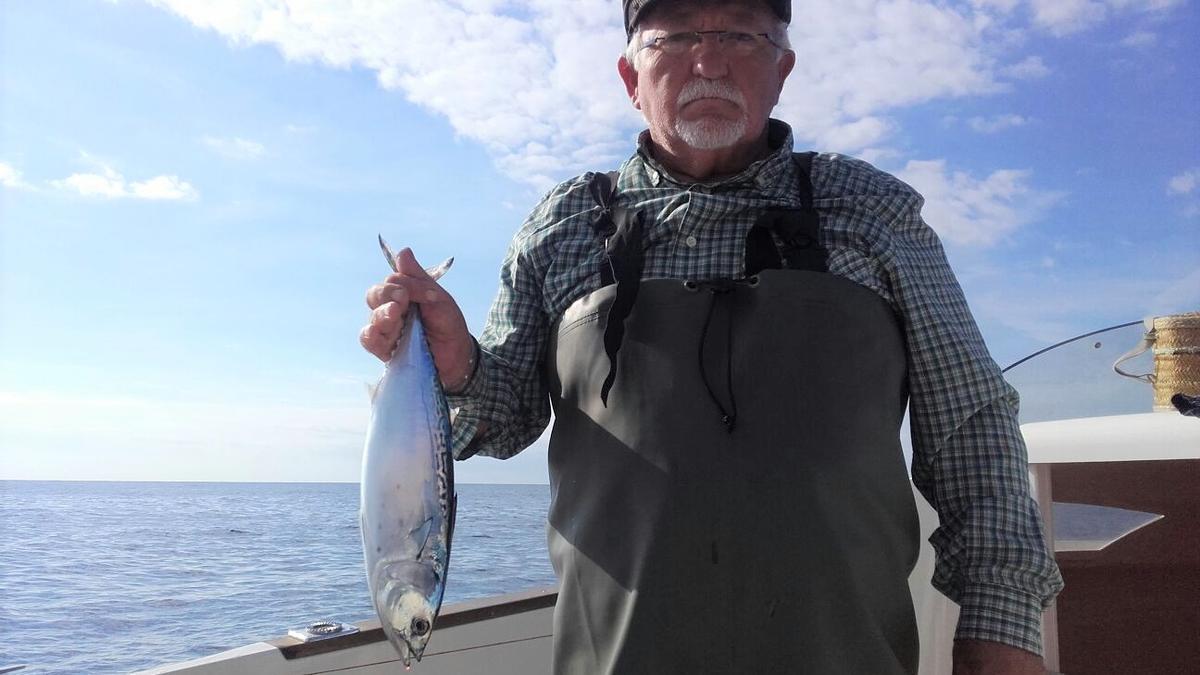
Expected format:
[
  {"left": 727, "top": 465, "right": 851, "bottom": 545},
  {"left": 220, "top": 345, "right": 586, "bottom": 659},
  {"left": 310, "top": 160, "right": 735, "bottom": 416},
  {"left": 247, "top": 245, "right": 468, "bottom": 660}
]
[
  {"left": 446, "top": 341, "right": 490, "bottom": 460},
  {"left": 954, "top": 583, "right": 1045, "bottom": 656}
]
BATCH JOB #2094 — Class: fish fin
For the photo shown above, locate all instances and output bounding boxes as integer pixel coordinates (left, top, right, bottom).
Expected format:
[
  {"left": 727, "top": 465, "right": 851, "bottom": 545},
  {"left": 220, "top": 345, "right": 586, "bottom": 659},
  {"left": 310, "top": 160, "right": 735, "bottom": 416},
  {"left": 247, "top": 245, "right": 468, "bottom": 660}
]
[
  {"left": 411, "top": 516, "right": 435, "bottom": 558},
  {"left": 446, "top": 491, "right": 458, "bottom": 558},
  {"left": 378, "top": 235, "right": 453, "bottom": 281},
  {"left": 424, "top": 257, "right": 454, "bottom": 282},
  {"left": 378, "top": 235, "right": 401, "bottom": 273}
]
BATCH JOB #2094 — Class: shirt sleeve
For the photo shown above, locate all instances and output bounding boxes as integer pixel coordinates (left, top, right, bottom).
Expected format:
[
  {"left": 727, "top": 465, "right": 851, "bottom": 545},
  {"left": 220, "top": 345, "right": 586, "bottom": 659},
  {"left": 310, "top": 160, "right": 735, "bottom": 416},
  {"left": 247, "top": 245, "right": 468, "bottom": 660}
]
[
  {"left": 866, "top": 169, "right": 1065, "bottom": 655},
  {"left": 445, "top": 179, "right": 591, "bottom": 460}
]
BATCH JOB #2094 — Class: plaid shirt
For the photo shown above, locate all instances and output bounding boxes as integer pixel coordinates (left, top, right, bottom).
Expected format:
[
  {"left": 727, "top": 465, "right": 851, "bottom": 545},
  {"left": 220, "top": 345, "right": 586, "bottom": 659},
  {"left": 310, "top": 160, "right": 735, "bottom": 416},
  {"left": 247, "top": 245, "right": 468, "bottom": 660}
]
[{"left": 448, "top": 120, "right": 1063, "bottom": 655}]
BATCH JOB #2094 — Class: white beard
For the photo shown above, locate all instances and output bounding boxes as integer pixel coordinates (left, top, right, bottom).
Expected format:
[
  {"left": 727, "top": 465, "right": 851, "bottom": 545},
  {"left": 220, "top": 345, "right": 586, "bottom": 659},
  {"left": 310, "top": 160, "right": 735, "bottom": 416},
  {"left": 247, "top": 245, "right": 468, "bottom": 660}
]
[
  {"left": 675, "top": 116, "right": 749, "bottom": 150},
  {"left": 673, "top": 79, "right": 748, "bottom": 150}
]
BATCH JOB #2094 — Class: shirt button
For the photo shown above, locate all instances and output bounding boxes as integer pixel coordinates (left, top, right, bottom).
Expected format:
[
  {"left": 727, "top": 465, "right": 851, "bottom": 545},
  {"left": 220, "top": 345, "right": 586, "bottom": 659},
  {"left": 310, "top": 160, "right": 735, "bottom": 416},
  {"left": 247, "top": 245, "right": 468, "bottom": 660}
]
[{"left": 685, "top": 235, "right": 698, "bottom": 248}]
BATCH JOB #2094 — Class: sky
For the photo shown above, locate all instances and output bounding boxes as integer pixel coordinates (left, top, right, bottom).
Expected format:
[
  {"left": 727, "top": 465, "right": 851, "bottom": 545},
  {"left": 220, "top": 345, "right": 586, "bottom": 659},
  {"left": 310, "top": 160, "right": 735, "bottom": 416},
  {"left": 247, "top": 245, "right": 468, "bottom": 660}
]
[{"left": 1, "top": 0, "right": 1197, "bottom": 484}]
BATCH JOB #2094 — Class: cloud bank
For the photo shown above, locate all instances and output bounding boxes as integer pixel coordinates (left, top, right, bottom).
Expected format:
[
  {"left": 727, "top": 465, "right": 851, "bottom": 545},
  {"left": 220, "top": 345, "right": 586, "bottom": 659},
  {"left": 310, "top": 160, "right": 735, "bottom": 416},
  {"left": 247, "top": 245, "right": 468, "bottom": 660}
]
[{"left": 140, "top": 0, "right": 1180, "bottom": 239}]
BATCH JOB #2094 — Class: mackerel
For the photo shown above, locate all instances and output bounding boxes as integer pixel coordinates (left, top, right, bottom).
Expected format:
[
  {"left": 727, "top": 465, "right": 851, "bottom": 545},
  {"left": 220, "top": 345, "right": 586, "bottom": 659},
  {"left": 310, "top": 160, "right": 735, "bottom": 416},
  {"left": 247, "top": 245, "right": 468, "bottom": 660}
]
[{"left": 360, "top": 237, "right": 457, "bottom": 668}]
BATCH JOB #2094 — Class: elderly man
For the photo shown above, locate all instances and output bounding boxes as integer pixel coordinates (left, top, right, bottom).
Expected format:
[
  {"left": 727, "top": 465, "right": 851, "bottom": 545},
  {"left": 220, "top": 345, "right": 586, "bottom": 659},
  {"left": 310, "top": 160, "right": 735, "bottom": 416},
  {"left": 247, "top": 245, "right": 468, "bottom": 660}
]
[{"left": 361, "top": 0, "right": 1063, "bottom": 672}]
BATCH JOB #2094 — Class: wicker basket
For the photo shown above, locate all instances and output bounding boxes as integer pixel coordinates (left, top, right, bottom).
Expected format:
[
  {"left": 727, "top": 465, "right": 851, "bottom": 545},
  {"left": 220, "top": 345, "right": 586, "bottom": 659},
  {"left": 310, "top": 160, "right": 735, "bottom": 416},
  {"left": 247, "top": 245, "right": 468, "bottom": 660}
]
[{"left": 1151, "top": 312, "right": 1200, "bottom": 411}]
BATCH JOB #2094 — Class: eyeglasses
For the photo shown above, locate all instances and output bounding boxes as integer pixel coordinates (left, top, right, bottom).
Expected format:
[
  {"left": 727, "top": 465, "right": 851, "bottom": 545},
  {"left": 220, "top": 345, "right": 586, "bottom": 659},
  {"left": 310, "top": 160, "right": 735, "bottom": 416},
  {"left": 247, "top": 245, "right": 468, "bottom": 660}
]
[{"left": 639, "top": 30, "right": 785, "bottom": 57}]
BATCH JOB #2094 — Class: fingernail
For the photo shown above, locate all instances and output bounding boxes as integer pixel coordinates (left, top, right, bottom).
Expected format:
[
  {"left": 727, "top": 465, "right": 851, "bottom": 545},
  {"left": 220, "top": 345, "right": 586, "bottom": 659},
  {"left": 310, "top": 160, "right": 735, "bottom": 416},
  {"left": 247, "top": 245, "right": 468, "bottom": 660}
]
[{"left": 391, "top": 288, "right": 406, "bottom": 302}]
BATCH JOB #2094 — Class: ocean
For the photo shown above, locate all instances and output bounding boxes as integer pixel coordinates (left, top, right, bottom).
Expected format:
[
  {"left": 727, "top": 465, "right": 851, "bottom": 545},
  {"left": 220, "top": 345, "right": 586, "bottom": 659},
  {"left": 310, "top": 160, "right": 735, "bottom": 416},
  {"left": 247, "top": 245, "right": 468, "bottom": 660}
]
[{"left": 0, "top": 481, "right": 557, "bottom": 675}]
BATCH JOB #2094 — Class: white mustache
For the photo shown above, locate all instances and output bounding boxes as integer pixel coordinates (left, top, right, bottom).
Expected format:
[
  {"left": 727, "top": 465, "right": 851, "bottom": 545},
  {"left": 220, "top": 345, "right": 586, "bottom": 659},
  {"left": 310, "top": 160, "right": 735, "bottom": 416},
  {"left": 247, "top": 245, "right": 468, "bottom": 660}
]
[{"left": 677, "top": 79, "right": 746, "bottom": 107}]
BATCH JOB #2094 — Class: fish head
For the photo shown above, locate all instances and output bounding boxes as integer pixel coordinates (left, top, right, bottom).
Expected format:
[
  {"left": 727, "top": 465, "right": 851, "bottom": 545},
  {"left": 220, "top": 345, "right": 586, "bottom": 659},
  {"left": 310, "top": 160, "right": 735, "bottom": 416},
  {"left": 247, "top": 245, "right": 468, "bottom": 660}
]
[{"left": 380, "top": 585, "right": 438, "bottom": 665}]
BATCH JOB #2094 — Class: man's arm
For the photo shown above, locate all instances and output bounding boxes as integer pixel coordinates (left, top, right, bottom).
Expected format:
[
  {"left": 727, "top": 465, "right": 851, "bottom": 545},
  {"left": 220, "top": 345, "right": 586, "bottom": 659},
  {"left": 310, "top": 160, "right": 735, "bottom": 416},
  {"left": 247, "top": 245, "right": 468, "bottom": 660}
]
[
  {"left": 445, "top": 177, "right": 604, "bottom": 460},
  {"left": 862, "top": 168, "right": 1064, "bottom": 661}
]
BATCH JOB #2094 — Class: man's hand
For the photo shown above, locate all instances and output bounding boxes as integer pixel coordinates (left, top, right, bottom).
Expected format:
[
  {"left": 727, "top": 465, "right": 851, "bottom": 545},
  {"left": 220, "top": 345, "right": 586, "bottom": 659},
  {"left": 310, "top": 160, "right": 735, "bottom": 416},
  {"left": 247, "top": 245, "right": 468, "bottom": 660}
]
[
  {"left": 361, "top": 247, "right": 476, "bottom": 389},
  {"left": 953, "top": 640, "right": 1046, "bottom": 675}
]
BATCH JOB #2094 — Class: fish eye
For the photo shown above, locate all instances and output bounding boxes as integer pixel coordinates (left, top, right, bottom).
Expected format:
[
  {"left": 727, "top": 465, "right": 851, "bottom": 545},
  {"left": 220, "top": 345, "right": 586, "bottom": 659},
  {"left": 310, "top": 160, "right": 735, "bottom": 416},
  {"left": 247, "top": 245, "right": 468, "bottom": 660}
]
[{"left": 410, "top": 617, "right": 431, "bottom": 636}]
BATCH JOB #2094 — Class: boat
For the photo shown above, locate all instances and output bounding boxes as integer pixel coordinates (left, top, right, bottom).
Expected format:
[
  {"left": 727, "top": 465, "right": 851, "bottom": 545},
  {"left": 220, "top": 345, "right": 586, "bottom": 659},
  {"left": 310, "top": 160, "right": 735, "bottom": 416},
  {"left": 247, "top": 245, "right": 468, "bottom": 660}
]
[{"left": 138, "top": 316, "right": 1199, "bottom": 674}]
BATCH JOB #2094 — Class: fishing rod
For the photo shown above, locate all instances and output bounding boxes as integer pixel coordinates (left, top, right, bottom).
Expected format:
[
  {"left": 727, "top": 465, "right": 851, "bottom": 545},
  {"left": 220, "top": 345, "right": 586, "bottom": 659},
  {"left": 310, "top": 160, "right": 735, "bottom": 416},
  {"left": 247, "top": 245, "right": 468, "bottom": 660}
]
[{"left": 1001, "top": 320, "right": 1143, "bottom": 373}]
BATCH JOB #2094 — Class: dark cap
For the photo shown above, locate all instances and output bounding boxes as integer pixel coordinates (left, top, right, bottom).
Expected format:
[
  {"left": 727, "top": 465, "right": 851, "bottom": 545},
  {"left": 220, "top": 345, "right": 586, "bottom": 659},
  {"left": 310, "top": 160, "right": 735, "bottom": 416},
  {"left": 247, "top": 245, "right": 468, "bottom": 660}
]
[{"left": 623, "top": 0, "right": 791, "bottom": 39}]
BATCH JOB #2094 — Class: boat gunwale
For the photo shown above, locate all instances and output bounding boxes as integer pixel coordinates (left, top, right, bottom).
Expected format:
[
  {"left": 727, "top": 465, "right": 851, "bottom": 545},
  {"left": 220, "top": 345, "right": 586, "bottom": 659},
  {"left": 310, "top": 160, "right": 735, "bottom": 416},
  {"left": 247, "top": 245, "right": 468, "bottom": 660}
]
[{"left": 269, "top": 586, "right": 558, "bottom": 660}]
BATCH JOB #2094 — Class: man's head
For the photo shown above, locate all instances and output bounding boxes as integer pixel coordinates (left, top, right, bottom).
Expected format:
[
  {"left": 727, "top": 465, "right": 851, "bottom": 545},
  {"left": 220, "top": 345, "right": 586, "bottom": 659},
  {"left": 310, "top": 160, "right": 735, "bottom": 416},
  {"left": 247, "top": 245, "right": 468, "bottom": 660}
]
[{"left": 618, "top": 0, "right": 795, "bottom": 162}]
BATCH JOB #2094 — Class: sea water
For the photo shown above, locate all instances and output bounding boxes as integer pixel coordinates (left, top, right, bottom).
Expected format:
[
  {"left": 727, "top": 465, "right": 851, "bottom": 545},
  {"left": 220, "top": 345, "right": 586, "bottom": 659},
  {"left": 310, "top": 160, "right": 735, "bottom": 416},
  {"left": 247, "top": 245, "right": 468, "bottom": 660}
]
[{"left": 0, "top": 481, "right": 556, "bottom": 674}]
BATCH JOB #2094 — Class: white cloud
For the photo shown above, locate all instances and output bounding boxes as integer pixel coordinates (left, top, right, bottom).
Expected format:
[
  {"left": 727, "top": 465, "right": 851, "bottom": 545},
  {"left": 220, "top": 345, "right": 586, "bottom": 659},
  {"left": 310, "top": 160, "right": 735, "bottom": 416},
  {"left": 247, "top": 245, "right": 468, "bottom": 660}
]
[
  {"left": 1028, "top": 0, "right": 1109, "bottom": 35},
  {"left": 1021, "top": 0, "right": 1183, "bottom": 35},
  {"left": 814, "top": 116, "right": 894, "bottom": 152},
  {"left": 1168, "top": 169, "right": 1198, "bottom": 195},
  {"left": 778, "top": 0, "right": 1009, "bottom": 151},
  {"left": 1001, "top": 55, "right": 1051, "bottom": 80},
  {"left": 52, "top": 165, "right": 129, "bottom": 198},
  {"left": 0, "top": 161, "right": 35, "bottom": 191},
  {"left": 129, "top": 175, "right": 199, "bottom": 200},
  {"left": 51, "top": 158, "right": 198, "bottom": 201},
  {"left": 968, "top": 113, "right": 1030, "bottom": 133},
  {"left": 896, "top": 159, "right": 1064, "bottom": 246},
  {"left": 202, "top": 135, "right": 266, "bottom": 159},
  {"left": 1120, "top": 30, "right": 1157, "bottom": 47}
]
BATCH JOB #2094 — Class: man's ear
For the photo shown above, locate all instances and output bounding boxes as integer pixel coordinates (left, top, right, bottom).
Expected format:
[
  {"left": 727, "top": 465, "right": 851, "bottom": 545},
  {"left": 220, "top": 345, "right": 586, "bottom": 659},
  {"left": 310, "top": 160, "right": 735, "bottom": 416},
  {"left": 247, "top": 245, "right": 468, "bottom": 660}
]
[
  {"left": 774, "top": 50, "right": 796, "bottom": 102},
  {"left": 618, "top": 55, "right": 641, "bottom": 110}
]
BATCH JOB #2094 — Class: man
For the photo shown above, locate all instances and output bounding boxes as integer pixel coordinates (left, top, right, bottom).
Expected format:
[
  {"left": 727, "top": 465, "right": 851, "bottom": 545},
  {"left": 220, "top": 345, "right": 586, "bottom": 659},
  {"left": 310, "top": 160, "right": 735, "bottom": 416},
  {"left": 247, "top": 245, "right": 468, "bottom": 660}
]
[{"left": 360, "top": 1, "right": 1063, "bottom": 672}]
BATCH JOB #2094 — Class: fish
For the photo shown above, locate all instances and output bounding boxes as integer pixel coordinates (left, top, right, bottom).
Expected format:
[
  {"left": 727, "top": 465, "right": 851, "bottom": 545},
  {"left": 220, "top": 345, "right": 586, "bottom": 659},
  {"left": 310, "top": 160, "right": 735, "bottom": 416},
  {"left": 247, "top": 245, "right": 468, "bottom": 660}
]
[{"left": 360, "top": 236, "right": 457, "bottom": 668}]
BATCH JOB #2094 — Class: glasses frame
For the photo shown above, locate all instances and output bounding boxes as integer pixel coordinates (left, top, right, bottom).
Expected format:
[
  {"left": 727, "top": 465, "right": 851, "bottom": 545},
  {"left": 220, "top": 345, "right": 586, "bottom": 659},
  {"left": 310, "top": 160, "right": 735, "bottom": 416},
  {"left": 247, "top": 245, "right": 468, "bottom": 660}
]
[{"left": 638, "top": 30, "right": 786, "bottom": 56}]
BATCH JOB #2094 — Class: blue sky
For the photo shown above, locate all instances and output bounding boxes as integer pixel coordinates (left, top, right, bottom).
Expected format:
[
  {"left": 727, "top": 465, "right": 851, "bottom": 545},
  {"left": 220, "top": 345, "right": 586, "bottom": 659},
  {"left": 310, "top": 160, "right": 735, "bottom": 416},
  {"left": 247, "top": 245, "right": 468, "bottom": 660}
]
[{"left": 1, "top": 0, "right": 1196, "bottom": 484}]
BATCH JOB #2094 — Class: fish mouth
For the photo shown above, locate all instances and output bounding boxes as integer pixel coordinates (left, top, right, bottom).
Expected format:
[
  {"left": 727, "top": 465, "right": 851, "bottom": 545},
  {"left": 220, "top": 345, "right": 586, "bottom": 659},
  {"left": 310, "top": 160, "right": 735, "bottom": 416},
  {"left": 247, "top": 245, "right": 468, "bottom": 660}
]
[
  {"left": 385, "top": 627, "right": 425, "bottom": 667},
  {"left": 399, "top": 638, "right": 418, "bottom": 667}
]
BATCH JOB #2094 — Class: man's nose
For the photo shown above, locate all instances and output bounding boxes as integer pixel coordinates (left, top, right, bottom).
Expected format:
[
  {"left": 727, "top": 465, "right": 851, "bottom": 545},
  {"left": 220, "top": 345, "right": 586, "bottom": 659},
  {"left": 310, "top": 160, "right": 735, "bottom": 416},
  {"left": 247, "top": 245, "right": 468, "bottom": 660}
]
[{"left": 691, "top": 39, "right": 731, "bottom": 79}]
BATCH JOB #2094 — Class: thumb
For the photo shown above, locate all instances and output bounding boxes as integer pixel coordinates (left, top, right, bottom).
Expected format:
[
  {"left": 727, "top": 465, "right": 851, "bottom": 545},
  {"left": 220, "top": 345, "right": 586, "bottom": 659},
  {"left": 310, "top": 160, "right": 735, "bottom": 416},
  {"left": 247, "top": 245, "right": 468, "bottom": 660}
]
[{"left": 396, "top": 247, "right": 434, "bottom": 281}]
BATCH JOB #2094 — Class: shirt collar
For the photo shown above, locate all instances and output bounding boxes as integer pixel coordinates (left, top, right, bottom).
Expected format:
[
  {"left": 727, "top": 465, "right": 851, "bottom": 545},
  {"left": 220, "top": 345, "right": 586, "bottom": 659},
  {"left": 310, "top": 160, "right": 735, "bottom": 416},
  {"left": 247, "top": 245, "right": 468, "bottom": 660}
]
[{"left": 627, "top": 119, "right": 796, "bottom": 195}]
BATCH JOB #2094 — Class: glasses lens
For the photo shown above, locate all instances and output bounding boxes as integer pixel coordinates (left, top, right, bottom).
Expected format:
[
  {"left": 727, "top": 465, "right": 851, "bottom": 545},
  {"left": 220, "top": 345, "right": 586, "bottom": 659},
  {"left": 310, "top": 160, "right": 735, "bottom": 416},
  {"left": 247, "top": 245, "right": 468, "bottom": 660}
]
[
  {"left": 660, "top": 32, "right": 699, "bottom": 54},
  {"left": 722, "top": 32, "right": 760, "bottom": 54}
]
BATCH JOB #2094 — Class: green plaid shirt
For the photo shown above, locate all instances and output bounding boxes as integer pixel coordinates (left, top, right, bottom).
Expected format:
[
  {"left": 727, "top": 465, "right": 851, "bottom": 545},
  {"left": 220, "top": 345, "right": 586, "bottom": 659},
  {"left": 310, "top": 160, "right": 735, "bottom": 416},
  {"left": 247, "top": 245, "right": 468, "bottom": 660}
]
[{"left": 448, "top": 120, "right": 1063, "bottom": 655}]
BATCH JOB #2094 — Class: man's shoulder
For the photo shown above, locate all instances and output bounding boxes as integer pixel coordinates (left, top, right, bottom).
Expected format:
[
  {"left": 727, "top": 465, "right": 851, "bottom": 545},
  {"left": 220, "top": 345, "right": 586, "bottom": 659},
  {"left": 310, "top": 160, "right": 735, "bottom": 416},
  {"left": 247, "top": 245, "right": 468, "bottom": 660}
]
[
  {"left": 809, "top": 152, "right": 922, "bottom": 204},
  {"left": 531, "top": 170, "right": 617, "bottom": 216},
  {"left": 513, "top": 171, "right": 614, "bottom": 248}
]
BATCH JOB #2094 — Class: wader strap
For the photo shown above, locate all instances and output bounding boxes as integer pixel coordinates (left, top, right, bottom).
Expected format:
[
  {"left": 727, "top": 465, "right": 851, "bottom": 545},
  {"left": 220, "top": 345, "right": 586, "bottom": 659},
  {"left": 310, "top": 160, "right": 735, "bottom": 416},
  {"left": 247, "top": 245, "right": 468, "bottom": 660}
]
[
  {"left": 745, "top": 151, "right": 828, "bottom": 276},
  {"left": 588, "top": 170, "right": 622, "bottom": 286},
  {"left": 586, "top": 170, "right": 645, "bottom": 406},
  {"left": 599, "top": 208, "right": 646, "bottom": 406}
]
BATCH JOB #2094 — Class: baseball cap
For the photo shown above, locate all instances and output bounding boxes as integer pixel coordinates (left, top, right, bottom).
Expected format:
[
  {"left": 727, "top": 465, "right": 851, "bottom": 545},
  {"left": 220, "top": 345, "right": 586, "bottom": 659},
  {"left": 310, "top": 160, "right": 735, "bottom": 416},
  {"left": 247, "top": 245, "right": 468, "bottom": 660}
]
[{"left": 622, "top": 0, "right": 791, "bottom": 39}]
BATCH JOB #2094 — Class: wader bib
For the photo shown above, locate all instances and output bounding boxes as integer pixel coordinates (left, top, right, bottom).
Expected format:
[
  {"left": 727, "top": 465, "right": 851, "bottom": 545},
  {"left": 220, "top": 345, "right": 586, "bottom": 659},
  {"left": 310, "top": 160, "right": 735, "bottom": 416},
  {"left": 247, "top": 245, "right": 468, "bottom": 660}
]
[{"left": 545, "top": 155, "right": 920, "bottom": 674}]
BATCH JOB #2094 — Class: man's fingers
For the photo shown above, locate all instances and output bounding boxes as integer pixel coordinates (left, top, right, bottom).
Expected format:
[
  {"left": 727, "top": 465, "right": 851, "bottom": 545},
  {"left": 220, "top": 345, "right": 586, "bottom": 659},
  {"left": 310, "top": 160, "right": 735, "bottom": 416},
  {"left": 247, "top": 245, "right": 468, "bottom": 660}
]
[
  {"left": 382, "top": 275, "right": 448, "bottom": 305},
  {"left": 361, "top": 247, "right": 461, "bottom": 361},
  {"left": 359, "top": 324, "right": 394, "bottom": 361},
  {"left": 366, "top": 282, "right": 408, "bottom": 310},
  {"left": 396, "top": 247, "right": 435, "bottom": 281},
  {"left": 371, "top": 302, "right": 405, "bottom": 336}
]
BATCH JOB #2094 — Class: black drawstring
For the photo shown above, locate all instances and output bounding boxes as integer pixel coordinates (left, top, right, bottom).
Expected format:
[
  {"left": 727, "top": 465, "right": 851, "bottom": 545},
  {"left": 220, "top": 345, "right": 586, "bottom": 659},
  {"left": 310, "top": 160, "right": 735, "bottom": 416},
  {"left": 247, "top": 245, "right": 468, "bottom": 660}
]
[{"left": 697, "top": 282, "right": 737, "bottom": 432}]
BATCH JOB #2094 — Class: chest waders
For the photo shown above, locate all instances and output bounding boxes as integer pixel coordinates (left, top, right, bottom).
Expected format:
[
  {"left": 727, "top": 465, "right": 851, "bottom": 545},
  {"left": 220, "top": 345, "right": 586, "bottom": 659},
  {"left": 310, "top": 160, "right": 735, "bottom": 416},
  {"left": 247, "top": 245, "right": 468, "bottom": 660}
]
[{"left": 545, "top": 154, "right": 920, "bottom": 674}]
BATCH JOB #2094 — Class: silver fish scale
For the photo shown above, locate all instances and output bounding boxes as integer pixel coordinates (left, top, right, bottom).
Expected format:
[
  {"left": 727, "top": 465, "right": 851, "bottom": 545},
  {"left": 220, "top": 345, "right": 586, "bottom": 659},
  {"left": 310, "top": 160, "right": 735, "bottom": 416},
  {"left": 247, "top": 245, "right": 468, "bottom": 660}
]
[{"left": 360, "top": 309, "right": 457, "bottom": 666}]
